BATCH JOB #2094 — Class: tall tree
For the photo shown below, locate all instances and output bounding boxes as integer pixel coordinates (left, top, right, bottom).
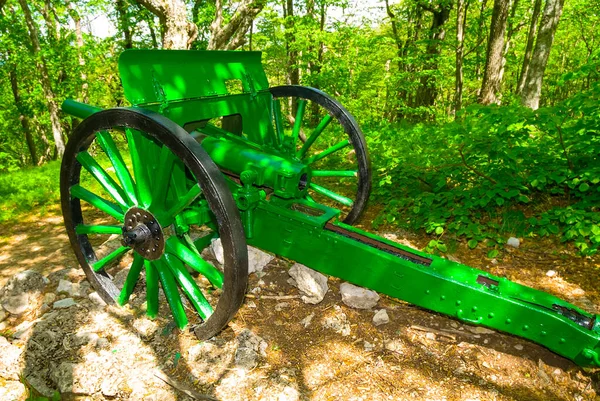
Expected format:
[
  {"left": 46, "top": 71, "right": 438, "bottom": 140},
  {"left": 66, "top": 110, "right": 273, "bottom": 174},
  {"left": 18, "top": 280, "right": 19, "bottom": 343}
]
[
  {"left": 479, "top": 0, "right": 510, "bottom": 105},
  {"left": 17, "top": 0, "right": 65, "bottom": 158},
  {"left": 9, "top": 60, "right": 37, "bottom": 165},
  {"left": 208, "top": 0, "right": 265, "bottom": 50},
  {"left": 521, "top": 0, "right": 565, "bottom": 109},
  {"left": 454, "top": 0, "right": 470, "bottom": 113},
  {"left": 516, "top": 0, "right": 543, "bottom": 94},
  {"left": 135, "top": 0, "right": 198, "bottom": 49},
  {"left": 116, "top": 0, "right": 134, "bottom": 49},
  {"left": 414, "top": 0, "right": 453, "bottom": 109}
]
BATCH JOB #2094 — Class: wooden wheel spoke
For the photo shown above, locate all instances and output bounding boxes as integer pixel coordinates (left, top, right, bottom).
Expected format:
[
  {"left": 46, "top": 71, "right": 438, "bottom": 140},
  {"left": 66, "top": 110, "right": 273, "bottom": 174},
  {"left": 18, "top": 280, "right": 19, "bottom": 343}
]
[
  {"left": 76, "top": 151, "right": 129, "bottom": 209},
  {"left": 92, "top": 246, "right": 129, "bottom": 271},
  {"left": 273, "top": 98, "right": 285, "bottom": 147},
  {"left": 75, "top": 224, "right": 122, "bottom": 235},
  {"left": 165, "top": 236, "right": 224, "bottom": 288},
  {"left": 312, "top": 170, "right": 358, "bottom": 178},
  {"left": 70, "top": 185, "right": 124, "bottom": 221},
  {"left": 164, "top": 253, "right": 213, "bottom": 320},
  {"left": 150, "top": 145, "right": 177, "bottom": 210},
  {"left": 297, "top": 114, "right": 333, "bottom": 159},
  {"left": 309, "top": 182, "right": 354, "bottom": 207},
  {"left": 117, "top": 253, "right": 144, "bottom": 306},
  {"left": 145, "top": 260, "right": 160, "bottom": 318},
  {"left": 165, "top": 184, "right": 202, "bottom": 220},
  {"left": 291, "top": 99, "right": 307, "bottom": 144},
  {"left": 95, "top": 131, "right": 138, "bottom": 205},
  {"left": 126, "top": 129, "right": 153, "bottom": 207},
  {"left": 303, "top": 139, "right": 350, "bottom": 165},
  {"left": 155, "top": 257, "right": 188, "bottom": 329}
]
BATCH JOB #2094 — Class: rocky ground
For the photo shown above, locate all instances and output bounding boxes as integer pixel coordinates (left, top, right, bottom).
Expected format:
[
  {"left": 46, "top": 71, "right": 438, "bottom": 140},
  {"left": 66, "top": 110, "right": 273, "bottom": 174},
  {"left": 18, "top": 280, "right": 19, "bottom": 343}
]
[{"left": 0, "top": 205, "right": 599, "bottom": 400}]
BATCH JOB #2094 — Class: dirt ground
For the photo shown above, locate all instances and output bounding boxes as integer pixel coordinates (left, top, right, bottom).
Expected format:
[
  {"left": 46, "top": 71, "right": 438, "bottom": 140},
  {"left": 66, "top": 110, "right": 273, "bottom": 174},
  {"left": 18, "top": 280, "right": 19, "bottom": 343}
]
[{"left": 0, "top": 204, "right": 599, "bottom": 400}]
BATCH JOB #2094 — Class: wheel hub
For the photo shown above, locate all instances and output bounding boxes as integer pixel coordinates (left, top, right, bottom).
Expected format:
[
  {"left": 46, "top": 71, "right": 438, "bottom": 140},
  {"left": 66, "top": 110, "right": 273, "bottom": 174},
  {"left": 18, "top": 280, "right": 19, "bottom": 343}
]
[{"left": 122, "top": 207, "right": 164, "bottom": 260}]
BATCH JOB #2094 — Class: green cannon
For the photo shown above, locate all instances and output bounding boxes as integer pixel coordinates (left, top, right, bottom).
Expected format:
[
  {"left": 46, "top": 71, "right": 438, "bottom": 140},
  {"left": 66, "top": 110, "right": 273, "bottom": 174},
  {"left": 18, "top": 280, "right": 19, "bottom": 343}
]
[{"left": 60, "top": 49, "right": 600, "bottom": 368}]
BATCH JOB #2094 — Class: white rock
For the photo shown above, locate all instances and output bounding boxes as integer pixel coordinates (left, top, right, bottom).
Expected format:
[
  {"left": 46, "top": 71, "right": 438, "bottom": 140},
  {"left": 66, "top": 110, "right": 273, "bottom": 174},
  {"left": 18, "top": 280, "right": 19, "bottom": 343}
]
[
  {"left": 507, "top": 237, "right": 520, "bottom": 248},
  {"left": 88, "top": 292, "right": 107, "bottom": 307},
  {"left": 0, "top": 336, "right": 23, "bottom": 380},
  {"left": 364, "top": 341, "right": 375, "bottom": 352},
  {"left": 0, "top": 270, "right": 46, "bottom": 298},
  {"left": 275, "top": 302, "right": 289, "bottom": 311},
  {"left": 211, "top": 238, "right": 225, "bottom": 265},
  {"left": 0, "top": 310, "right": 6, "bottom": 323},
  {"left": 248, "top": 246, "right": 274, "bottom": 273},
  {"left": 373, "top": 309, "right": 390, "bottom": 326},
  {"left": 211, "top": 239, "right": 274, "bottom": 274},
  {"left": 288, "top": 263, "right": 328, "bottom": 304},
  {"left": 12, "top": 320, "right": 35, "bottom": 339},
  {"left": 466, "top": 326, "right": 495, "bottom": 335},
  {"left": 514, "top": 344, "right": 524, "bottom": 351},
  {"left": 57, "top": 279, "right": 81, "bottom": 297},
  {"left": 56, "top": 279, "right": 71, "bottom": 294},
  {"left": 546, "top": 270, "right": 557, "bottom": 277},
  {"left": 53, "top": 298, "right": 76, "bottom": 309},
  {"left": 2, "top": 293, "right": 30, "bottom": 316},
  {"left": 322, "top": 305, "right": 351, "bottom": 336},
  {"left": 0, "top": 380, "right": 26, "bottom": 401},
  {"left": 340, "top": 282, "right": 379, "bottom": 309},
  {"left": 96, "top": 338, "right": 110, "bottom": 350},
  {"left": 235, "top": 329, "right": 268, "bottom": 369},
  {"left": 133, "top": 317, "right": 158, "bottom": 338},
  {"left": 43, "top": 293, "right": 56, "bottom": 304},
  {"left": 300, "top": 313, "right": 314, "bottom": 328}
]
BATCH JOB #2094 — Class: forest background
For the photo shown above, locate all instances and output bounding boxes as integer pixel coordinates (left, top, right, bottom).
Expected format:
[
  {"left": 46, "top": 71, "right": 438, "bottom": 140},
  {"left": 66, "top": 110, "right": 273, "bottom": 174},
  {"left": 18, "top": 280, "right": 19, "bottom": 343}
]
[{"left": 0, "top": 0, "right": 599, "bottom": 257}]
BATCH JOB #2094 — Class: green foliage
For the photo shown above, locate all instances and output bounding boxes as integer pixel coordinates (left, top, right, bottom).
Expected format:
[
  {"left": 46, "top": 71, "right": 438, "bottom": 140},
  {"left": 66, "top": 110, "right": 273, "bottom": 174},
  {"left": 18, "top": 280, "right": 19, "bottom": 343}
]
[
  {"left": 371, "top": 79, "right": 600, "bottom": 255},
  {"left": 0, "top": 161, "right": 61, "bottom": 222}
]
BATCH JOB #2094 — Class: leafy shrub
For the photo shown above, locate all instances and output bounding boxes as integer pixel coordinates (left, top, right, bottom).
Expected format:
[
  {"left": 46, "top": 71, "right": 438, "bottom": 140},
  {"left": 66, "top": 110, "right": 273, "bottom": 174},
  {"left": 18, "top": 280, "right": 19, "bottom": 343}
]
[{"left": 370, "top": 80, "right": 600, "bottom": 255}]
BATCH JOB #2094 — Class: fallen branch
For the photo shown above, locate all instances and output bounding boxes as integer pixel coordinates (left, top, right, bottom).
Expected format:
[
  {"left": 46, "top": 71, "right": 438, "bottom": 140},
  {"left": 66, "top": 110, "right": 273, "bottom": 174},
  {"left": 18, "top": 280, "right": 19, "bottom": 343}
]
[
  {"left": 153, "top": 370, "right": 219, "bottom": 401},
  {"left": 245, "top": 294, "right": 299, "bottom": 300}
]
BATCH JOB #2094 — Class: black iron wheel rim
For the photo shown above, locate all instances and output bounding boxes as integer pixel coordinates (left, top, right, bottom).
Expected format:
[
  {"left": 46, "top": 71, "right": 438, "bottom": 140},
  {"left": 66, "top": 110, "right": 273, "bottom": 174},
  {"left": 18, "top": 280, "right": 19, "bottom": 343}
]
[
  {"left": 270, "top": 85, "right": 372, "bottom": 225},
  {"left": 60, "top": 107, "right": 248, "bottom": 340}
]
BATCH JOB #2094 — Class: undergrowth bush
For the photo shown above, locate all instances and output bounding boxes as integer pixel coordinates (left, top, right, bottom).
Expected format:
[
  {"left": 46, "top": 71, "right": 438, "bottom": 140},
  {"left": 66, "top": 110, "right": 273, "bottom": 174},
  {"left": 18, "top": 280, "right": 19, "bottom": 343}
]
[
  {"left": 0, "top": 160, "right": 61, "bottom": 222},
  {"left": 369, "top": 80, "right": 600, "bottom": 255}
]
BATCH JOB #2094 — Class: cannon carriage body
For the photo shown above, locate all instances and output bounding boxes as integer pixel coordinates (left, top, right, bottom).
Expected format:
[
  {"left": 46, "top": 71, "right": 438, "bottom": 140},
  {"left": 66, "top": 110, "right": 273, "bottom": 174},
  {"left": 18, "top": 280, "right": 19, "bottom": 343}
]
[{"left": 60, "top": 50, "right": 600, "bottom": 368}]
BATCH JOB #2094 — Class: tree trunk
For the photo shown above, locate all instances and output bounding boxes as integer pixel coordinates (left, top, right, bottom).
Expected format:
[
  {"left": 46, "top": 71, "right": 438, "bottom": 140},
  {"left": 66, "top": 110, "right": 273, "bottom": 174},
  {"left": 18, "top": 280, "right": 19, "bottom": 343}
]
[
  {"left": 208, "top": 0, "right": 265, "bottom": 50},
  {"left": 284, "top": 0, "right": 299, "bottom": 87},
  {"left": 18, "top": 0, "right": 65, "bottom": 158},
  {"left": 454, "top": 0, "right": 469, "bottom": 114},
  {"left": 67, "top": 1, "right": 89, "bottom": 103},
  {"left": 135, "top": 0, "right": 198, "bottom": 49},
  {"left": 521, "top": 0, "right": 565, "bottom": 109},
  {"left": 499, "top": 0, "right": 524, "bottom": 93},
  {"left": 415, "top": 2, "right": 453, "bottom": 109},
  {"left": 474, "top": 0, "right": 489, "bottom": 82},
  {"left": 479, "top": 0, "right": 510, "bottom": 105},
  {"left": 516, "top": 0, "right": 543, "bottom": 94},
  {"left": 9, "top": 63, "right": 37, "bottom": 165},
  {"left": 116, "top": 0, "right": 134, "bottom": 48}
]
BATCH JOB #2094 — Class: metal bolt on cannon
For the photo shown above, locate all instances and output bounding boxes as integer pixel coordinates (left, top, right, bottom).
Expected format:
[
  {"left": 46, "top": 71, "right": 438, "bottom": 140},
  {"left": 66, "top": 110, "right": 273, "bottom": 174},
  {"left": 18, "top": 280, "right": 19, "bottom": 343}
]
[{"left": 60, "top": 49, "right": 600, "bottom": 367}]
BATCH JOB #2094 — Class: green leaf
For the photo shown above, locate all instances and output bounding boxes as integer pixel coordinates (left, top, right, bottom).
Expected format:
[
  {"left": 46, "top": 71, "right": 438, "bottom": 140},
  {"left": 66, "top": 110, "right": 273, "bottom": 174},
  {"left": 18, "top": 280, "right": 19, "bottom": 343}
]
[
  {"left": 518, "top": 195, "right": 530, "bottom": 203},
  {"left": 435, "top": 226, "right": 444, "bottom": 235},
  {"left": 495, "top": 197, "right": 505, "bottom": 206},
  {"left": 487, "top": 249, "right": 499, "bottom": 258},
  {"left": 436, "top": 242, "right": 447, "bottom": 252},
  {"left": 579, "top": 183, "right": 590, "bottom": 192},
  {"left": 467, "top": 239, "right": 478, "bottom": 249}
]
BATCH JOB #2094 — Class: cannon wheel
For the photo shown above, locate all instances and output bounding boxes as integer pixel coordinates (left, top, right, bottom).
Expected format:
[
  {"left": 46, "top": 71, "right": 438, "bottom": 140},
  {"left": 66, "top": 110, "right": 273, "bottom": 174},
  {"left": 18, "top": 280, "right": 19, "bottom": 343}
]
[
  {"left": 60, "top": 108, "right": 248, "bottom": 340},
  {"left": 270, "top": 85, "right": 371, "bottom": 225}
]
